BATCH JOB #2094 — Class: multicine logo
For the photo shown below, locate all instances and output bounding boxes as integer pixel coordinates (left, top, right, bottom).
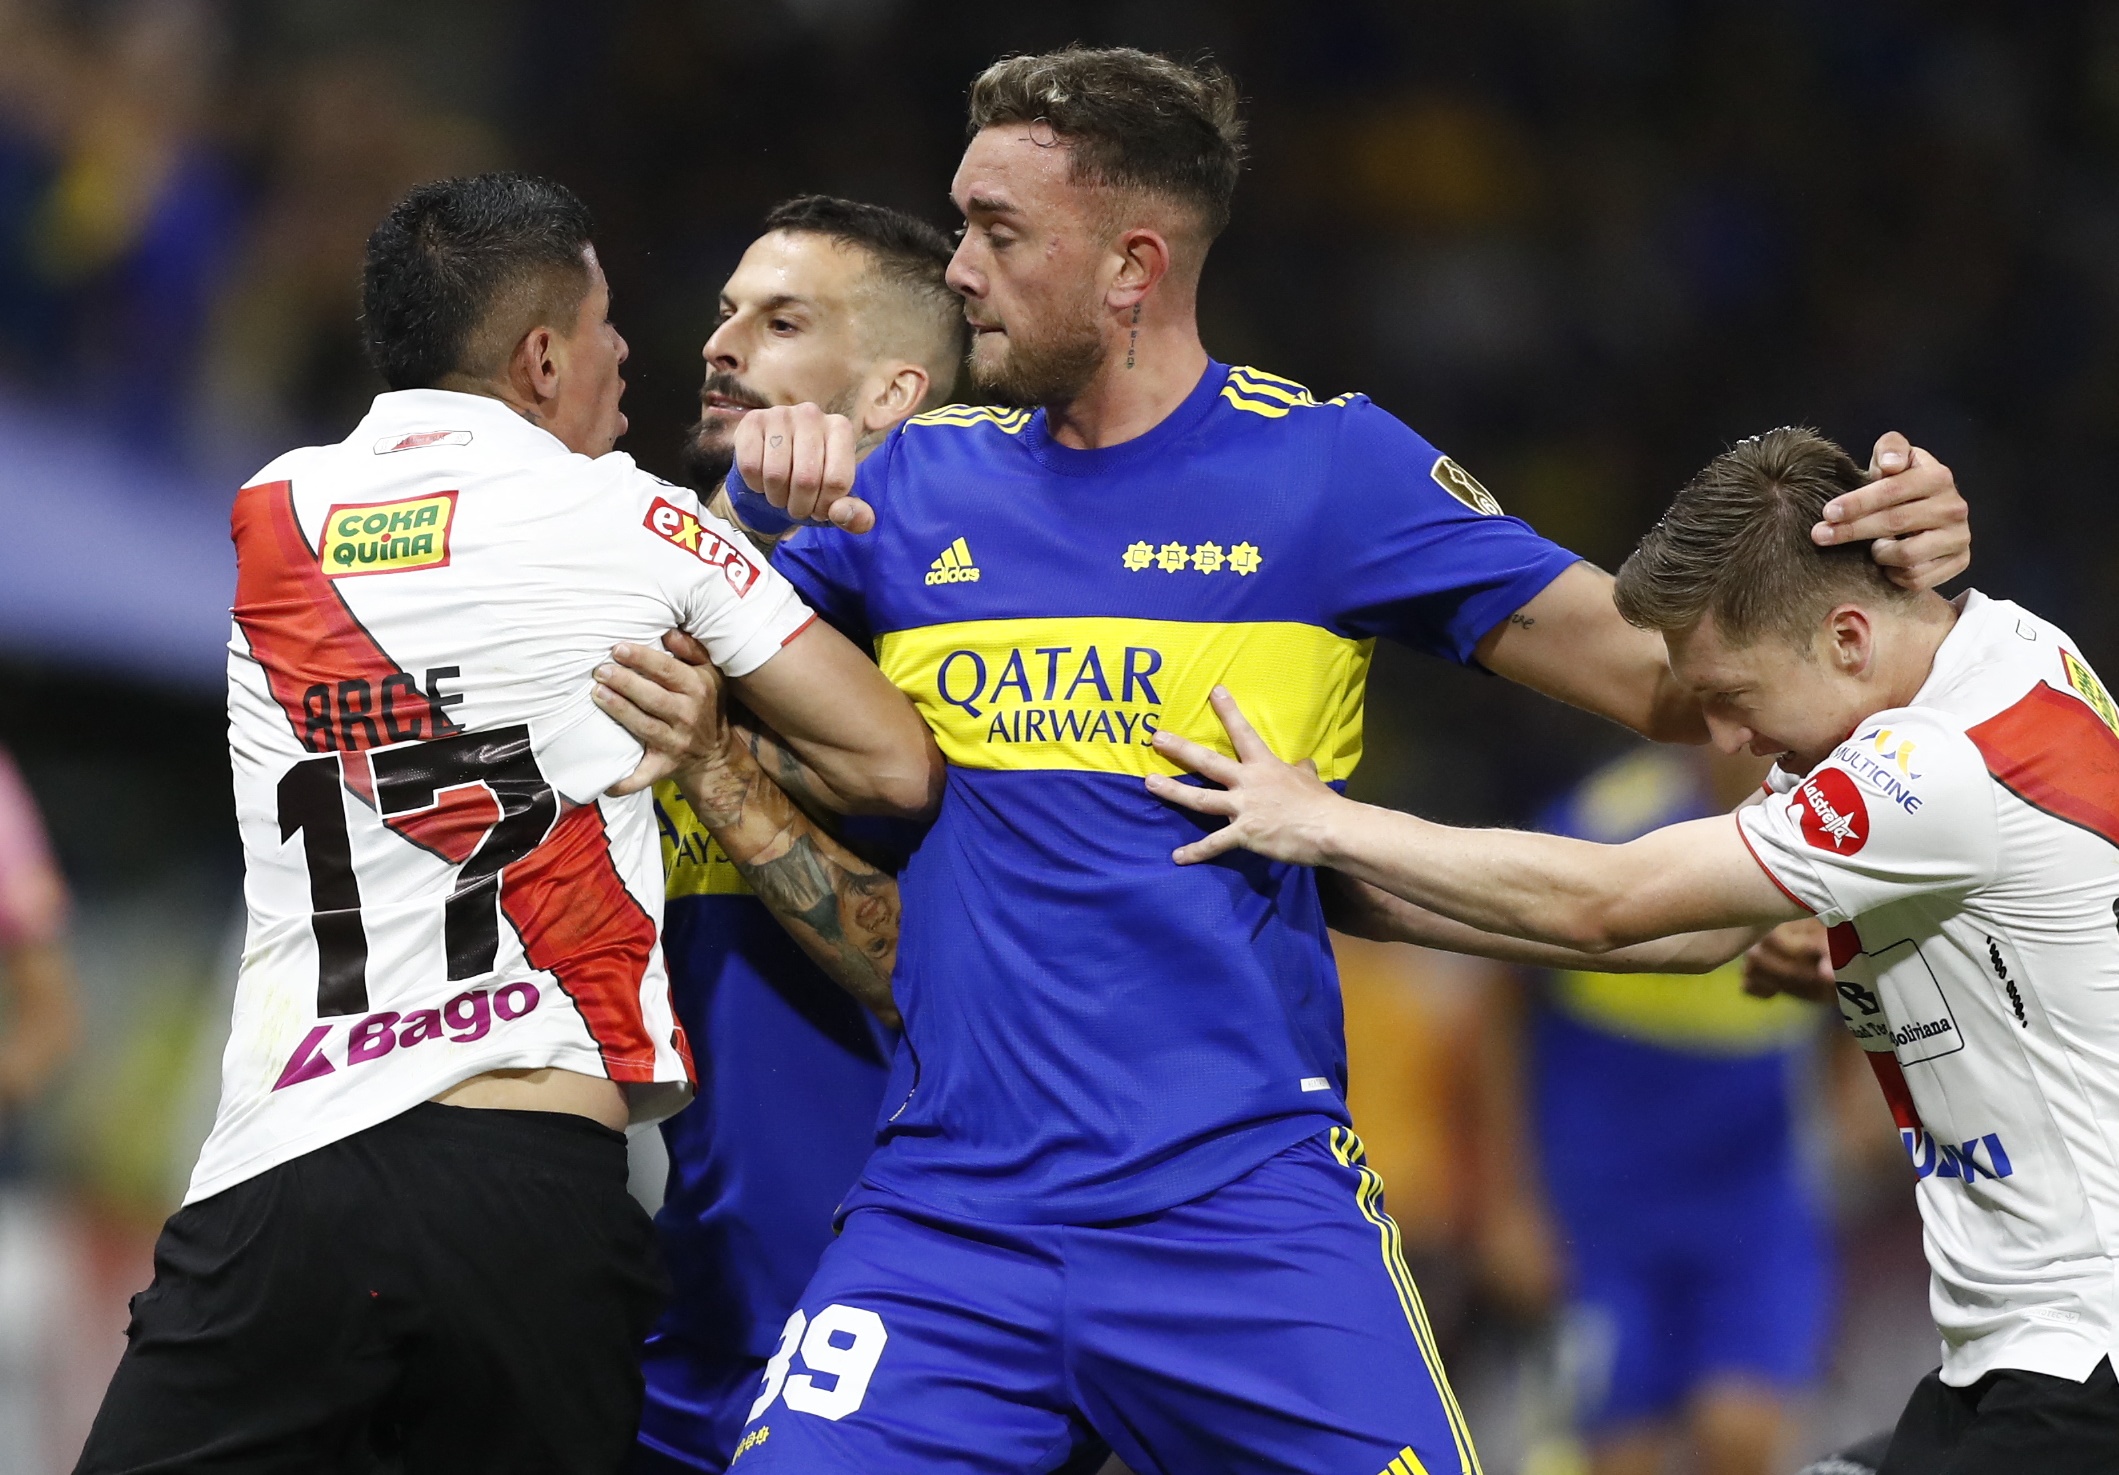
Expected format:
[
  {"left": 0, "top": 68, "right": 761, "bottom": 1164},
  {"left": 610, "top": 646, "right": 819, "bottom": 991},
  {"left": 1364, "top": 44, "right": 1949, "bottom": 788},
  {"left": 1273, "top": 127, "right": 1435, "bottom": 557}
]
[{"left": 1796, "top": 767, "right": 1869, "bottom": 854}]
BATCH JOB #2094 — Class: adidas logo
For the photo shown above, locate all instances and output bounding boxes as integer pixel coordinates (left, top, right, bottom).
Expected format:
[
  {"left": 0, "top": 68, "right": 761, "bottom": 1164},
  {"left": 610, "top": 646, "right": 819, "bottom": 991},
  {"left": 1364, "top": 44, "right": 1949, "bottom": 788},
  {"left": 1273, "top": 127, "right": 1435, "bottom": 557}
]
[{"left": 925, "top": 537, "right": 981, "bottom": 585}]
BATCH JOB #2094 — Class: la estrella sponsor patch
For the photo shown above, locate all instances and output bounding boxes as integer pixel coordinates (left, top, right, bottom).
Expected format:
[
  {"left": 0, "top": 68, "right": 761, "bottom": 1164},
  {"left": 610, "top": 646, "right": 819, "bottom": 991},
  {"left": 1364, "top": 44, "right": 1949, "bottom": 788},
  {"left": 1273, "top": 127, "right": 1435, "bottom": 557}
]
[
  {"left": 644, "top": 496, "right": 759, "bottom": 596},
  {"left": 1794, "top": 766, "right": 1869, "bottom": 854},
  {"left": 318, "top": 491, "right": 455, "bottom": 577}
]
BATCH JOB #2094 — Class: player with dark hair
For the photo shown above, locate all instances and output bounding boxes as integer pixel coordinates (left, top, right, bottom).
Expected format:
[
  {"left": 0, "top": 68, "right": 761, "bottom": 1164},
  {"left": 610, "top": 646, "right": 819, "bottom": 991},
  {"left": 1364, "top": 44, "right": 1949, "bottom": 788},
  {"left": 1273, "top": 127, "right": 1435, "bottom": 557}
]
[
  {"left": 693, "top": 47, "right": 1971, "bottom": 1475},
  {"left": 72, "top": 172, "right": 938, "bottom": 1475},
  {"left": 615, "top": 197, "right": 967, "bottom": 1475},
  {"left": 1156, "top": 427, "right": 2119, "bottom": 1475}
]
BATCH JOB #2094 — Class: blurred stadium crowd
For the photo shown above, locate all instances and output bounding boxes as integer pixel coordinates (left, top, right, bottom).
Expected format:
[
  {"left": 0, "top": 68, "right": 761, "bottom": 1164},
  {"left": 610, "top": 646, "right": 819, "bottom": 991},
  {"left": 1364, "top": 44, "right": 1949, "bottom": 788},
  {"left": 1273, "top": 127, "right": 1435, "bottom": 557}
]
[{"left": 0, "top": 1, "right": 2111, "bottom": 1471}]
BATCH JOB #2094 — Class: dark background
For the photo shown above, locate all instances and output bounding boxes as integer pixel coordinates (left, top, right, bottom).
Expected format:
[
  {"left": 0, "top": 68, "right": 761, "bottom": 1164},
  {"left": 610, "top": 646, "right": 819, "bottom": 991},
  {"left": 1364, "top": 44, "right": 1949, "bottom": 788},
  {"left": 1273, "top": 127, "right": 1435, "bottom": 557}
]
[
  {"left": 5, "top": 0, "right": 2105, "bottom": 895},
  {"left": 0, "top": 4, "right": 2064, "bottom": 1464}
]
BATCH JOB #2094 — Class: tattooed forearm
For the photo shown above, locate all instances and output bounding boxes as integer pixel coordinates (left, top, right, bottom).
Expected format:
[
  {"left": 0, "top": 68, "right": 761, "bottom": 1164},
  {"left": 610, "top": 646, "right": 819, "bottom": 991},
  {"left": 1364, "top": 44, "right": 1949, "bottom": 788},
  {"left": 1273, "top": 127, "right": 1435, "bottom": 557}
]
[
  {"left": 676, "top": 737, "right": 901, "bottom": 1027},
  {"left": 735, "top": 719, "right": 851, "bottom": 821}
]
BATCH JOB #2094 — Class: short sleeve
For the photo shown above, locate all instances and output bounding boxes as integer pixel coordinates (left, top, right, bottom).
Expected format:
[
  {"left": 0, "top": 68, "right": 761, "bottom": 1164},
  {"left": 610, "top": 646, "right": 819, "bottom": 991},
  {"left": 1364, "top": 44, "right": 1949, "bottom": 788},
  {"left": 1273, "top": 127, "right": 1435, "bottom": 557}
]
[
  {"left": 771, "top": 428, "right": 897, "bottom": 648},
  {"left": 1326, "top": 399, "right": 1583, "bottom": 663},
  {"left": 0, "top": 748, "right": 67, "bottom": 947},
  {"left": 628, "top": 468, "right": 814, "bottom": 678},
  {"left": 1735, "top": 712, "right": 2000, "bottom": 926}
]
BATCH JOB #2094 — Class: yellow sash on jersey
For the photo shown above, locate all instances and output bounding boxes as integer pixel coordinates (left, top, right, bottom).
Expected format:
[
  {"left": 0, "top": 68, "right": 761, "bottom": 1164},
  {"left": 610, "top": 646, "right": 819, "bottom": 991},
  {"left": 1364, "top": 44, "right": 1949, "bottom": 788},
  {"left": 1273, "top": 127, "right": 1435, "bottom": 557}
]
[
  {"left": 654, "top": 781, "right": 753, "bottom": 898},
  {"left": 875, "top": 616, "right": 1373, "bottom": 781},
  {"left": 1552, "top": 959, "right": 1815, "bottom": 1054}
]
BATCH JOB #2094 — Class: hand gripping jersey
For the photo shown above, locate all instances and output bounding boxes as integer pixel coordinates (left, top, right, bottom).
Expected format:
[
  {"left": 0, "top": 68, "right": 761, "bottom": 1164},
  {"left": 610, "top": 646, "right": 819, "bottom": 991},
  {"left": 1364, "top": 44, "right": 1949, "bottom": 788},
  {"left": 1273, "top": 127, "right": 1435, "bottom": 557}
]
[
  {"left": 777, "top": 361, "right": 1580, "bottom": 1222},
  {"left": 190, "top": 389, "right": 812, "bottom": 1205},
  {"left": 1739, "top": 591, "right": 2119, "bottom": 1385}
]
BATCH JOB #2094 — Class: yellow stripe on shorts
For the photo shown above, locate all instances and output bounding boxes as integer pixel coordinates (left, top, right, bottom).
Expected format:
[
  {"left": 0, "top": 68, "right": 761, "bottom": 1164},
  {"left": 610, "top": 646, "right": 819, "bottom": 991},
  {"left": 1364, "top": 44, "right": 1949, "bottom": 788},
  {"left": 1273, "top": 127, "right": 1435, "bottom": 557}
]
[{"left": 1332, "top": 1128, "right": 1482, "bottom": 1475}]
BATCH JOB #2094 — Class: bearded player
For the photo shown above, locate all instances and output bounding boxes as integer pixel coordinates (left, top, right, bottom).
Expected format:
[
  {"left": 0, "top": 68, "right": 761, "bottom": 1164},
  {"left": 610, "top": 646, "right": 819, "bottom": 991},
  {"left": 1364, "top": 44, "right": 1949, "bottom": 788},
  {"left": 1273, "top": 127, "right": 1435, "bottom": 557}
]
[
  {"left": 696, "top": 48, "right": 1972, "bottom": 1475},
  {"left": 626, "top": 196, "right": 965, "bottom": 1474}
]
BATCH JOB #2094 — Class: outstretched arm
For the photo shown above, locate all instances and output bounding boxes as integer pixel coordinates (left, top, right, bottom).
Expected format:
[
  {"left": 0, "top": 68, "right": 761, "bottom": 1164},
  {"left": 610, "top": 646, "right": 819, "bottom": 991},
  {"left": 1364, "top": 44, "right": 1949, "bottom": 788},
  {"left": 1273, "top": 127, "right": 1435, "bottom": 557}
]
[
  {"left": 1149, "top": 688, "right": 1808, "bottom": 953},
  {"left": 1318, "top": 870, "right": 1770, "bottom": 973},
  {"left": 1476, "top": 436, "right": 1968, "bottom": 744},
  {"left": 596, "top": 636, "right": 902, "bottom": 1027}
]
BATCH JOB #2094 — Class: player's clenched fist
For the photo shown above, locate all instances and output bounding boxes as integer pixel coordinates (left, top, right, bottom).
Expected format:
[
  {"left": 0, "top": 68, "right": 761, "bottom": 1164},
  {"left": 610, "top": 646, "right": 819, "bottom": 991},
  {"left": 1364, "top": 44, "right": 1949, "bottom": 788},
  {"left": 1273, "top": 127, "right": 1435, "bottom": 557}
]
[{"left": 733, "top": 403, "right": 874, "bottom": 533}]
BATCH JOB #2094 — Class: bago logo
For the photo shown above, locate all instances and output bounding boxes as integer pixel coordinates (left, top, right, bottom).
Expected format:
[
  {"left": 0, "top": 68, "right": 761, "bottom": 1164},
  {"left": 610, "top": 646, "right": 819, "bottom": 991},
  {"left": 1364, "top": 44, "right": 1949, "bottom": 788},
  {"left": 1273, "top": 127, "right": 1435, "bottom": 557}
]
[
  {"left": 318, "top": 492, "right": 456, "bottom": 577},
  {"left": 1795, "top": 768, "right": 1869, "bottom": 854},
  {"left": 645, "top": 497, "right": 759, "bottom": 596}
]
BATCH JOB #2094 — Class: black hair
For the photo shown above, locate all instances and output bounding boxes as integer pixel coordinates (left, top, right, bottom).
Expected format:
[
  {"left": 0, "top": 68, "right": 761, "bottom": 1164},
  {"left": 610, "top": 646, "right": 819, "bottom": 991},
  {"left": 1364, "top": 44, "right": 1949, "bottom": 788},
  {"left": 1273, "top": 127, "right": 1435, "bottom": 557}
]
[{"left": 361, "top": 172, "right": 598, "bottom": 391}]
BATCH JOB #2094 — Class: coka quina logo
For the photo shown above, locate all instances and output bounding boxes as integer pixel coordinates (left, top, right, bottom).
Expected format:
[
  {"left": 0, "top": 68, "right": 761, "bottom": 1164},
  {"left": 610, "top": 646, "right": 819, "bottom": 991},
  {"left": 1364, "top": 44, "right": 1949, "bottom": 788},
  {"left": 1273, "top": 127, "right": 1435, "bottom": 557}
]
[{"left": 318, "top": 492, "right": 456, "bottom": 577}]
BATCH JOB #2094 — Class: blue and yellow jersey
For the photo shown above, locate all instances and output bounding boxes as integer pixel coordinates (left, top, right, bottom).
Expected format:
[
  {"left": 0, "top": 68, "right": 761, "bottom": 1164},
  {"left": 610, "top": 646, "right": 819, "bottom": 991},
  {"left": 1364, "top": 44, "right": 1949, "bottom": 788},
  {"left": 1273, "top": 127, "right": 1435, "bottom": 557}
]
[
  {"left": 1532, "top": 748, "right": 1821, "bottom": 1219},
  {"left": 647, "top": 783, "right": 895, "bottom": 1360},
  {"left": 777, "top": 360, "right": 1580, "bottom": 1223},
  {"left": 1537, "top": 750, "right": 1814, "bottom": 1055}
]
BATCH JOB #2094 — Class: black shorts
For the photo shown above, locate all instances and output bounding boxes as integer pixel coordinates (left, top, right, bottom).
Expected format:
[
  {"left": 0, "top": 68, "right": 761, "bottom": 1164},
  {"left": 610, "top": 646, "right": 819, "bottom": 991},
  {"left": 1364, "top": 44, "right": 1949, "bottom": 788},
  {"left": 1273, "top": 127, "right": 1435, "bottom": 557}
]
[
  {"left": 75, "top": 1102, "right": 668, "bottom": 1475},
  {"left": 1880, "top": 1356, "right": 2119, "bottom": 1475}
]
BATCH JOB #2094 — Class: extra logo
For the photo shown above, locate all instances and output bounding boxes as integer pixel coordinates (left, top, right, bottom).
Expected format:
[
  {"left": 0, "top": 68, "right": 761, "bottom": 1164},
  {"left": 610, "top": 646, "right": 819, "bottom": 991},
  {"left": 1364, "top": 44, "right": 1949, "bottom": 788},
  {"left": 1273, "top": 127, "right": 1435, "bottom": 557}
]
[
  {"left": 1430, "top": 456, "right": 1504, "bottom": 516},
  {"left": 1121, "top": 539, "right": 1262, "bottom": 575},
  {"left": 1794, "top": 768, "right": 1868, "bottom": 853},
  {"left": 645, "top": 497, "right": 759, "bottom": 596},
  {"left": 319, "top": 492, "right": 456, "bottom": 577},
  {"left": 927, "top": 537, "right": 981, "bottom": 585}
]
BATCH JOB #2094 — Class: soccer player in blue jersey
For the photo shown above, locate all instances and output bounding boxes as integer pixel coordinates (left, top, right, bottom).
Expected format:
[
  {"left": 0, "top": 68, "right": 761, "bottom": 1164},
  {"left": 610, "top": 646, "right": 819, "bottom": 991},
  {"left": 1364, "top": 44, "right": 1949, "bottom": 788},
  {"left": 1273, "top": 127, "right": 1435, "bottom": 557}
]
[
  {"left": 656, "top": 46, "right": 1970, "bottom": 1475},
  {"left": 1475, "top": 746, "right": 1829, "bottom": 1475},
  {"left": 627, "top": 197, "right": 966, "bottom": 1475}
]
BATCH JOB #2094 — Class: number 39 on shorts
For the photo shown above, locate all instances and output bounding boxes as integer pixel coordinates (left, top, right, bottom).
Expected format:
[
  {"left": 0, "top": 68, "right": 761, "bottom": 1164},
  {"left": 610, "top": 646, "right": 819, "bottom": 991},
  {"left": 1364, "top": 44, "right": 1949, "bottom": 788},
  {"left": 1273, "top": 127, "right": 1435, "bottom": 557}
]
[{"left": 748, "top": 1304, "right": 889, "bottom": 1422}]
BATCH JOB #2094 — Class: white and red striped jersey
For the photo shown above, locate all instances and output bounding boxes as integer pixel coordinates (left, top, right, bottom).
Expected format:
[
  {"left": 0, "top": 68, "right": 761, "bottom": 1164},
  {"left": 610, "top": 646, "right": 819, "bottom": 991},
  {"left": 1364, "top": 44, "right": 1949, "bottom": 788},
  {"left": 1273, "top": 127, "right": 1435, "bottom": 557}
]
[
  {"left": 190, "top": 389, "right": 812, "bottom": 1204},
  {"left": 1739, "top": 590, "right": 2119, "bottom": 1386}
]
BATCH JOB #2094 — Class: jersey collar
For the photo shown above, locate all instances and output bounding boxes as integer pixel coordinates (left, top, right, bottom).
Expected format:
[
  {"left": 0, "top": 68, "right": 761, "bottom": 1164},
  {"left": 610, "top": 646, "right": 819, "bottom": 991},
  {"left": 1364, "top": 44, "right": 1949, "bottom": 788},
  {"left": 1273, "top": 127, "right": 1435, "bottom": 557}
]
[
  {"left": 1017, "top": 360, "right": 1231, "bottom": 478},
  {"left": 351, "top": 388, "right": 576, "bottom": 461}
]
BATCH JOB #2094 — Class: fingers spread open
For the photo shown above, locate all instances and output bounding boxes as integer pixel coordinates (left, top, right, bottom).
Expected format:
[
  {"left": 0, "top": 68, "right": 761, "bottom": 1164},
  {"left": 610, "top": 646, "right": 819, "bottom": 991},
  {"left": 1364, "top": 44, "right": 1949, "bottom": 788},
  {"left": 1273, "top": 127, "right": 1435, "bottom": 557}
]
[
  {"left": 1151, "top": 729, "right": 1240, "bottom": 785},
  {"left": 1208, "top": 686, "right": 1273, "bottom": 762},
  {"left": 1172, "top": 829, "right": 1242, "bottom": 866},
  {"left": 1144, "top": 773, "right": 1236, "bottom": 816}
]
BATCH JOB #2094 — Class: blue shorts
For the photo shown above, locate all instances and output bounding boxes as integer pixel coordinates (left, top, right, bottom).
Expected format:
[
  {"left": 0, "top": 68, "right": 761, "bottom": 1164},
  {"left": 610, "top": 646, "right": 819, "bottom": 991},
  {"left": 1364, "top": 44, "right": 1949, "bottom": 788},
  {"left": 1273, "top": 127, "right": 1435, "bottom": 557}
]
[
  {"left": 1561, "top": 1201, "right": 1827, "bottom": 1432},
  {"left": 730, "top": 1129, "right": 1477, "bottom": 1475}
]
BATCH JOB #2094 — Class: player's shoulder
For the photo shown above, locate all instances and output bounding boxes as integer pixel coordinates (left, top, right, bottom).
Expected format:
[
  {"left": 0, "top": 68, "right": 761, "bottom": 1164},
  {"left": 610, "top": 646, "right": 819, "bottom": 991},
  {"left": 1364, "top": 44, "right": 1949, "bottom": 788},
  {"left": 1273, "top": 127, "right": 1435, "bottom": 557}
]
[
  {"left": 897, "top": 403, "right": 1036, "bottom": 442},
  {"left": 1810, "top": 704, "right": 1995, "bottom": 838},
  {"left": 1219, "top": 366, "right": 1510, "bottom": 518}
]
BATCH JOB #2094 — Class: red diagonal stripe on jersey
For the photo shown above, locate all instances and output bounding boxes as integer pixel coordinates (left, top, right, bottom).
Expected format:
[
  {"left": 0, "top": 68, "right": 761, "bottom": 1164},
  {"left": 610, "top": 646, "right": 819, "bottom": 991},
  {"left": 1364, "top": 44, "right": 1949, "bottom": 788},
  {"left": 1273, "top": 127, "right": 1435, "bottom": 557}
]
[
  {"left": 499, "top": 804, "right": 663, "bottom": 1082},
  {"left": 1864, "top": 1049, "right": 1923, "bottom": 1134},
  {"left": 1967, "top": 681, "right": 2119, "bottom": 850},
  {"left": 231, "top": 480, "right": 453, "bottom": 752}
]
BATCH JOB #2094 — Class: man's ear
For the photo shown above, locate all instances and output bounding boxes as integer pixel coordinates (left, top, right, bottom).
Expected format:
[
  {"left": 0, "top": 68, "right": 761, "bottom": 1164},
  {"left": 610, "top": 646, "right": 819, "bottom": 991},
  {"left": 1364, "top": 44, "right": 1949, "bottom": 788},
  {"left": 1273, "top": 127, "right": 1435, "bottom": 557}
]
[
  {"left": 1107, "top": 226, "right": 1172, "bottom": 312},
  {"left": 864, "top": 361, "right": 932, "bottom": 436},
  {"left": 508, "top": 324, "right": 562, "bottom": 408},
  {"left": 1824, "top": 604, "right": 1877, "bottom": 674}
]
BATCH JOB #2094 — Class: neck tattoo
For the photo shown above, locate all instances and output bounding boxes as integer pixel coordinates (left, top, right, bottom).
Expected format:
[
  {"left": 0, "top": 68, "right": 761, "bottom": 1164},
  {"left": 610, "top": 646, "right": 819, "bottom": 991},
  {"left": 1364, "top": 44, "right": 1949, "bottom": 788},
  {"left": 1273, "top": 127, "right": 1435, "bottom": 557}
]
[{"left": 1125, "top": 303, "right": 1140, "bottom": 369}]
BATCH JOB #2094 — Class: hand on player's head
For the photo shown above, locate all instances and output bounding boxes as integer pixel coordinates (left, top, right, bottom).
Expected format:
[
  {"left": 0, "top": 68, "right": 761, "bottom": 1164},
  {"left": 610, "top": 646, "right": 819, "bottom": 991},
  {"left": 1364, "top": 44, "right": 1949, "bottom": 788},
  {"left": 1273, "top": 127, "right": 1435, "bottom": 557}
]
[
  {"left": 1811, "top": 435, "right": 1969, "bottom": 592},
  {"left": 733, "top": 403, "right": 873, "bottom": 531},
  {"left": 596, "top": 635, "right": 731, "bottom": 796},
  {"left": 1146, "top": 687, "right": 1337, "bottom": 867}
]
